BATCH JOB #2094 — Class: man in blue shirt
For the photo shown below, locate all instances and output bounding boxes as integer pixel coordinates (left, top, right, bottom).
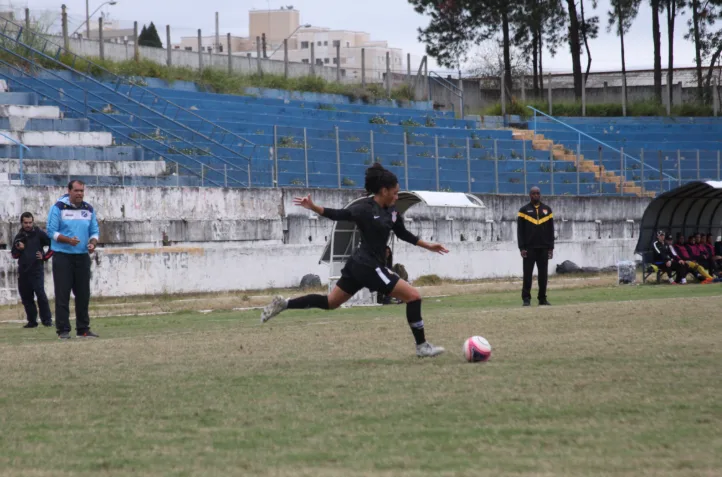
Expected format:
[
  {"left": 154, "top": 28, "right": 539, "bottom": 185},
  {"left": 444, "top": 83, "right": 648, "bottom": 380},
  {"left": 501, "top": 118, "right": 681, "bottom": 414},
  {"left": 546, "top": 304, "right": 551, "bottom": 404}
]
[{"left": 47, "top": 180, "right": 100, "bottom": 340}]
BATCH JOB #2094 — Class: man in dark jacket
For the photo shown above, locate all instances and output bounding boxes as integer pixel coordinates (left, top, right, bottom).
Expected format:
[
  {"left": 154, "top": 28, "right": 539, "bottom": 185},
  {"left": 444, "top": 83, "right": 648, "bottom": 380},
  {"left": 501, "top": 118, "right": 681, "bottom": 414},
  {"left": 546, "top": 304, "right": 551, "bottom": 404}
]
[
  {"left": 517, "top": 186, "right": 554, "bottom": 307},
  {"left": 652, "top": 231, "right": 687, "bottom": 284},
  {"left": 10, "top": 212, "right": 53, "bottom": 328}
]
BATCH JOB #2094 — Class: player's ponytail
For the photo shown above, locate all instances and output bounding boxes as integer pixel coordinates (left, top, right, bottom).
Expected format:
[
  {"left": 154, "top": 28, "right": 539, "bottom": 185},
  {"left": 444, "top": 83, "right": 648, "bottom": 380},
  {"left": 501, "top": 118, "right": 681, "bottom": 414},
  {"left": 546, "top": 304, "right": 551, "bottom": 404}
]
[{"left": 364, "top": 163, "right": 398, "bottom": 195}]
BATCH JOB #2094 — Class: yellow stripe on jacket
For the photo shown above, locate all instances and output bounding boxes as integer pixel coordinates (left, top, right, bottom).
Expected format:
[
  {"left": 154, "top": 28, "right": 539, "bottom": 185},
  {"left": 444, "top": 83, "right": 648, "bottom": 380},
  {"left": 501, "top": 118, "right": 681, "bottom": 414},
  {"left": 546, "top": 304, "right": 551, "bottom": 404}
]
[{"left": 518, "top": 211, "right": 554, "bottom": 225}]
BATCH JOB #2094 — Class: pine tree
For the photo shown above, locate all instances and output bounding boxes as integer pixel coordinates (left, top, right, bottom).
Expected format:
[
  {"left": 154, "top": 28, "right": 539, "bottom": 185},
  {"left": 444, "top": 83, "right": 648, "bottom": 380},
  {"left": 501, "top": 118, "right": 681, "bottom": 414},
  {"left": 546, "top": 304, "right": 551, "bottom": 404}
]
[{"left": 138, "top": 22, "right": 163, "bottom": 48}]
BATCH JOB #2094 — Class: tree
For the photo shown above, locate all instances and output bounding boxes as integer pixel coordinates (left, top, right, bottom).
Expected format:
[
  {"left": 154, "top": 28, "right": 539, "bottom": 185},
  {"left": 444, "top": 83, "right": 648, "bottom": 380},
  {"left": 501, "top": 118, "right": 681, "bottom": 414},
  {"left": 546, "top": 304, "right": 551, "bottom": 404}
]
[
  {"left": 685, "top": 0, "right": 721, "bottom": 100},
  {"left": 663, "top": 0, "right": 685, "bottom": 106},
  {"left": 513, "top": 0, "right": 567, "bottom": 94},
  {"left": 579, "top": 0, "right": 600, "bottom": 84},
  {"left": 410, "top": 0, "right": 520, "bottom": 93},
  {"left": 651, "top": 0, "right": 663, "bottom": 102},
  {"left": 138, "top": 21, "right": 163, "bottom": 48},
  {"left": 608, "top": 0, "right": 641, "bottom": 110},
  {"left": 565, "top": 0, "right": 584, "bottom": 98},
  {"left": 465, "top": 40, "right": 529, "bottom": 85}
]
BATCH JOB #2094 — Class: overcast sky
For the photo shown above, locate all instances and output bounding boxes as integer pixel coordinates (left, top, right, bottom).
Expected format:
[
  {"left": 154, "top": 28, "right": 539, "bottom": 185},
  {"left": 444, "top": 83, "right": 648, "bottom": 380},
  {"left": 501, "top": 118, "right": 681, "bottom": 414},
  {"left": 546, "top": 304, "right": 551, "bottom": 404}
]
[{"left": 17, "top": 0, "right": 702, "bottom": 74}]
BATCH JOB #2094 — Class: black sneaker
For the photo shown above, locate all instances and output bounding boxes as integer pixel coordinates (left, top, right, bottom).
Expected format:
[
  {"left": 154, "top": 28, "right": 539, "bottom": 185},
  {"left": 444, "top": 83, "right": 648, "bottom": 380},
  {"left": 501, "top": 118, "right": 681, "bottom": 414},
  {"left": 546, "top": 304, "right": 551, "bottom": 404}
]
[
  {"left": 77, "top": 330, "right": 99, "bottom": 338},
  {"left": 58, "top": 332, "right": 71, "bottom": 340},
  {"left": 539, "top": 300, "right": 552, "bottom": 306},
  {"left": 41, "top": 320, "right": 53, "bottom": 327},
  {"left": 23, "top": 323, "right": 38, "bottom": 329},
  {"left": 523, "top": 300, "right": 531, "bottom": 307}
]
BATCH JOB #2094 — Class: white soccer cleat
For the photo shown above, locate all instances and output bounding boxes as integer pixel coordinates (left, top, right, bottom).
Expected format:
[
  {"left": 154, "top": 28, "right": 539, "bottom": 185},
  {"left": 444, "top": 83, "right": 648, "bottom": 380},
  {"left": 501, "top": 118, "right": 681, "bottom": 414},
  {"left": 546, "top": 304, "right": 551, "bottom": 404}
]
[
  {"left": 260, "top": 295, "right": 288, "bottom": 323},
  {"left": 416, "top": 342, "right": 445, "bottom": 358}
]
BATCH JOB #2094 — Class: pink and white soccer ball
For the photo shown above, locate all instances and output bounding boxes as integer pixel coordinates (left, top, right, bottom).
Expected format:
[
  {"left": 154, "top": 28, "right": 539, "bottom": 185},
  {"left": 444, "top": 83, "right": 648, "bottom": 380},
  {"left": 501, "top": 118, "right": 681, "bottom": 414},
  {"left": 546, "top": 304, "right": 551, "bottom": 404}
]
[{"left": 463, "top": 336, "right": 492, "bottom": 362}]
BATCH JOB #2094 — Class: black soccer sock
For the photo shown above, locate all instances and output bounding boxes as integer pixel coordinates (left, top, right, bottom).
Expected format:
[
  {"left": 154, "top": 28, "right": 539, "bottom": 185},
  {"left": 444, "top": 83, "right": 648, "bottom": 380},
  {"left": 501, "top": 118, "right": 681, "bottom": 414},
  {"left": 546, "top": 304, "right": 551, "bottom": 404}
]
[
  {"left": 287, "top": 294, "right": 330, "bottom": 310},
  {"left": 406, "top": 299, "right": 426, "bottom": 345}
]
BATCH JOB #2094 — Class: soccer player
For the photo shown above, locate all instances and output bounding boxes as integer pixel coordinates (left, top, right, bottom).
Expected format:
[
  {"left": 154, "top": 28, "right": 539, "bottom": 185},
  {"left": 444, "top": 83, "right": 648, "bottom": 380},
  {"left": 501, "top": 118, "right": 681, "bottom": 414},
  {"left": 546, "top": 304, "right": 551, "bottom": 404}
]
[{"left": 260, "top": 163, "right": 449, "bottom": 358}]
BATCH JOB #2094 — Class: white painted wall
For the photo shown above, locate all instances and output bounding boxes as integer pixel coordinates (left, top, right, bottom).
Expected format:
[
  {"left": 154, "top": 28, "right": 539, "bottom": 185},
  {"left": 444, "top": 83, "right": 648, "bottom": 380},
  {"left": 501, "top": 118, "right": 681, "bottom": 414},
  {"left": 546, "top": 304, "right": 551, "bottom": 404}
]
[
  {"left": 0, "top": 185, "right": 651, "bottom": 304},
  {"left": 0, "top": 131, "right": 112, "bottom": 147},
  {"left": 0, "top": 239, "right": 634, "bottom": 304}
]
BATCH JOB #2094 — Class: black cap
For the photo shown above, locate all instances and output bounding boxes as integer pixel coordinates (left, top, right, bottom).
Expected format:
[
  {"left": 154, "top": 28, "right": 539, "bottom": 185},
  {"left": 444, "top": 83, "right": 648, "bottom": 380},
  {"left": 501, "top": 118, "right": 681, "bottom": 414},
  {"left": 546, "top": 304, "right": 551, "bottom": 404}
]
[{"left": 665, "top": 233, "right": 673, "bottom": 240}]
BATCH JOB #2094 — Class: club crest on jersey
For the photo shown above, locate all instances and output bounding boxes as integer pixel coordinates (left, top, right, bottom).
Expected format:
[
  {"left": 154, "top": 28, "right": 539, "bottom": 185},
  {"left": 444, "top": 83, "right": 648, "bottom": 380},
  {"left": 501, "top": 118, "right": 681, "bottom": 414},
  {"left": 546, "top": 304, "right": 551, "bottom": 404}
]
[
  {"left": 543, "top": 209, "right": 548, "bottom": 215},
  {"left": 391, "top": 211, "right": 397, "bottom": 223}
]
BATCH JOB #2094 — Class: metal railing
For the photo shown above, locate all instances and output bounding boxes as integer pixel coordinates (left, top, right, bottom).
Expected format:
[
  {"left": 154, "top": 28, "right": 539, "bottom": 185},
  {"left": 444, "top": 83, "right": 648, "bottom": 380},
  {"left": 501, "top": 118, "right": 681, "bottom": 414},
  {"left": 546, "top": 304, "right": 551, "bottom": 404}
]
[
  {"left": 428, "top": 71, "right": 463, "bottom": 114},
  {"left": 0, "top": 15, "right": 258, "bottom": 176},
  {"left": 0, "top": 130, "right": 30, "bottom": 183},
  {"left": 528, "top": 106, "right": 678, "bottom": 191}
]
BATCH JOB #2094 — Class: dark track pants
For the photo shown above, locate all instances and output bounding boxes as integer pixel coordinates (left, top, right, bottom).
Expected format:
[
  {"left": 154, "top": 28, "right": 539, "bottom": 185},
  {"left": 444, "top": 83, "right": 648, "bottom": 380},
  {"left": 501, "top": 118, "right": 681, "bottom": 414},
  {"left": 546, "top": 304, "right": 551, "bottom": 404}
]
[
  {"left": 522, "top": 248, "right": 549, "bottom": 302},
  {"left": 18, "top": 271, "right": 52, "bottom": 325},
  {"left": 52, "top": 252, "right": 91, "bottom": 335}
]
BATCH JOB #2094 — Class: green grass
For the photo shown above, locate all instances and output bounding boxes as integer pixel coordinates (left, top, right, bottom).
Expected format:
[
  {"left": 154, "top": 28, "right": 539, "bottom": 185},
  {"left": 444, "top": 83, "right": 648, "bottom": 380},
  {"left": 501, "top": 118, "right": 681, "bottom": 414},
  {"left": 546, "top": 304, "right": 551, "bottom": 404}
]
[{"left": 1, "top": 282, "right": 721, "bottom": 476}]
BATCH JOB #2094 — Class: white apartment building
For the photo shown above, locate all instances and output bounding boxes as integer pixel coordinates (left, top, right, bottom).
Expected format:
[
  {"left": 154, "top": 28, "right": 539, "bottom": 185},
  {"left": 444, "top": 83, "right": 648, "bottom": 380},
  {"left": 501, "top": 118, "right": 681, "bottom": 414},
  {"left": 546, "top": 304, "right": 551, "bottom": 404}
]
[{"left": 236, "top": 8, "right": 417, "bottom": 81}]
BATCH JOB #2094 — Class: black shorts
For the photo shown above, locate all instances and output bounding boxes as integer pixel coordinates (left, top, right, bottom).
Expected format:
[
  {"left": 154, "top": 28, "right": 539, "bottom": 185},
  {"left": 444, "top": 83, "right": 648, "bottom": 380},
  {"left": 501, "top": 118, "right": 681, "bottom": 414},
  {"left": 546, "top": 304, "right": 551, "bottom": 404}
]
[{"left": 336, "top": 259, "right": 400, "bottom": 296}]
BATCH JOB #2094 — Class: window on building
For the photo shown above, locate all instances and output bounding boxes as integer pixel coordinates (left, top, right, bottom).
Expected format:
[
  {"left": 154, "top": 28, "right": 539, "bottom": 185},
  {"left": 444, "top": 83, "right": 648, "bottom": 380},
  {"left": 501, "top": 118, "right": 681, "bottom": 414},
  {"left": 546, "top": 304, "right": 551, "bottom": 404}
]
[
  {"left": 302, "top": 59, "right": 309, "bottom": 64},
  {"left": 317, "top": 41, "right": 321, "bottom": 46},
  {"left": 332, "top": 40, "right": 340, "bottom": 47},
  {"left": 316, "top": 59, "right": 323, "bottom": 65},
  {"left": 301, "top": 41, "right": 309, "bottom": 49},
  {"left": 323, "top": 41, "right": 328, "bottom": 46},
  {"left": 324, "top": 58, "right": 329, "bottom": 64},
  {"left": 184, "top": 47, "right": 192, "bottom": 51},
  {"left": 219, "top": 45, "right": 223, "bottom": 52},
  {"left": 332, "top": 57, "right": 337, "bottom": 65},
  {"left": 346, "top": 42, "right": 350, "bottom": 47}
]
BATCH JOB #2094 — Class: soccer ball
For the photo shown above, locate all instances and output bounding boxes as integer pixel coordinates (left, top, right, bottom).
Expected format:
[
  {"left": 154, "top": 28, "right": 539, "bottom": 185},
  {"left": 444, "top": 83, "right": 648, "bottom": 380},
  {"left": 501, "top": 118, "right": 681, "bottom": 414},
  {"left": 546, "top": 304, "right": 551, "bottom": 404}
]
[{"left": 463, "top": 336, "right": 492, "bottom": 362}]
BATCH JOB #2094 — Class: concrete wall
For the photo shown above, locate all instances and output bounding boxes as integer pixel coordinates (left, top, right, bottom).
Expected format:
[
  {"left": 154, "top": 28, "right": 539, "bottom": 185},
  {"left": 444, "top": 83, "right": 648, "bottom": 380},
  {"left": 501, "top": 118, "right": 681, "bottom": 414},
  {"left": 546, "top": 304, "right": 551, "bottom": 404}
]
[
  {"left": 0, "top": 186, "right": 651, "bottom": 303},
  {"left": 66, "top": 37, "right": 343, "bottom": 83}
]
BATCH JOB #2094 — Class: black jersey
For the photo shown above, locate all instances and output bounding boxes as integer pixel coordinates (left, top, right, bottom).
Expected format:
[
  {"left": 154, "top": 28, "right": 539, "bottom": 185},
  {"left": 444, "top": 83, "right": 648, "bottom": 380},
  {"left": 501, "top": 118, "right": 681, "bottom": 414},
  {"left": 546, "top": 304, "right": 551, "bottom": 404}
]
[{"left": 322, "top": 197, "right": 419, "bottom": 267}]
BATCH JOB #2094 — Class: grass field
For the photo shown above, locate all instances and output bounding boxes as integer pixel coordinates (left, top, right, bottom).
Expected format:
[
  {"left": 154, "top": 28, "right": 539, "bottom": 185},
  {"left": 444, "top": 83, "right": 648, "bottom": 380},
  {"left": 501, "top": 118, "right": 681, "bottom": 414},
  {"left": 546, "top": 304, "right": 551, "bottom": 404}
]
[{"left": 1, "top": 282, "right": 721, "bottom": 476}]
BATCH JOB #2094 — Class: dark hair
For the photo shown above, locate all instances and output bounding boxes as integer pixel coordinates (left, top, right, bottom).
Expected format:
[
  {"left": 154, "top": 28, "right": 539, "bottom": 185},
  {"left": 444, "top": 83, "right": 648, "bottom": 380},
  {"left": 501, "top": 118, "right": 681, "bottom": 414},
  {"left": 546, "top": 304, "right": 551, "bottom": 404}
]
[
  {"left": 385, "top": 246, "right": 393, "bottom": 267},
  {"left": 20, "top": 212, "right": 34, "bottom": 221},
  {"left": 68, "top": 179, "right": 85, "bottom": 191},
  {"left": 364, "top": 163, "right": 398, "bottom": 195}
]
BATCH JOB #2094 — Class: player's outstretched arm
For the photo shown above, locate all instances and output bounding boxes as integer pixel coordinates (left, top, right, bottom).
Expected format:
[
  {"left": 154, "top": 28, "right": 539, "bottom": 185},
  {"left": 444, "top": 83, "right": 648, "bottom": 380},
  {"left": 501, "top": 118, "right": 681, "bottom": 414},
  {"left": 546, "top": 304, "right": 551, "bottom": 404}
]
[
  {"left": 293, "top": 194, "right": 355, "bottom": 221},
  {"left": 416, "top": 239, "right": 449, "bottom": 255}
]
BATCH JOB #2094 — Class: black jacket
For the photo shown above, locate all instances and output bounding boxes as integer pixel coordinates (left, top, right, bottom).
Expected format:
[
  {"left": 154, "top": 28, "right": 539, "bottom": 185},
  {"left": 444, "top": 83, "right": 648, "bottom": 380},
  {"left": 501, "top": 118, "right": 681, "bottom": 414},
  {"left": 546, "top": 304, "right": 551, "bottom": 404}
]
[
  {"left": 11, "top": 227, "right": 53, "bottom": 275},
  {"left": 517, "top": 201, "right": 555, "bottom": 250},
  {"left": 652, "top": 240, "right": 673, "bottom": 263},
  {"left": 322, "top": 197, "right": 419, "bottom": 267}
]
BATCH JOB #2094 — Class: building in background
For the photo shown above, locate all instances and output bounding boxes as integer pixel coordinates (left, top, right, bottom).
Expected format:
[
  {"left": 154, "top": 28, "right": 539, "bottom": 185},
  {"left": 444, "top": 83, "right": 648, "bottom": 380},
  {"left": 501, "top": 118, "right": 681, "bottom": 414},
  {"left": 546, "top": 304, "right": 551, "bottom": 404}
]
[
  {"left": 86, "top": 16, "right": 135, "bottom": 44},
  {"left": 172, "top": 7, "right": 416, "bottom": 80}
]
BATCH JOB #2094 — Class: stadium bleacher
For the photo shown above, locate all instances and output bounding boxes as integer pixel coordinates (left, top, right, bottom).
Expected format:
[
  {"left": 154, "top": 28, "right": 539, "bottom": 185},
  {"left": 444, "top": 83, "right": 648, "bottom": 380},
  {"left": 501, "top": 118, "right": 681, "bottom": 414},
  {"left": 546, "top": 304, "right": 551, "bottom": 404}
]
[
  {"left": 531, "top": 116, "right": 722, "bottom": 194},
  {"left": 3, "top": 60, "right": 722, "bottom": 197}
]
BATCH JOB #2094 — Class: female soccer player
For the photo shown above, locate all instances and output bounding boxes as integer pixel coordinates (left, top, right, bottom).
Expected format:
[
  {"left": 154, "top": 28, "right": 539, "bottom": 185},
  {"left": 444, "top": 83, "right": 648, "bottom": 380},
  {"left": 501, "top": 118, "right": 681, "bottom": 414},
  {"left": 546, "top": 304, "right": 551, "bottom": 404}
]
[{"left": 260, "top": 163, "right": 449, "bottom": 357}]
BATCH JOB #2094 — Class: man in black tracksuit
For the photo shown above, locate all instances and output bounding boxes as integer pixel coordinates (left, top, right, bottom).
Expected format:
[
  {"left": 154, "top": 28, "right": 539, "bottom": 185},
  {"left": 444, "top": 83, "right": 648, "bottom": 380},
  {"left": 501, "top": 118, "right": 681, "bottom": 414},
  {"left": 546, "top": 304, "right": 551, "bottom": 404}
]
[
  {"left": 517, "top": 187, "right": 555, "bottom": 307},
  {"left": 653, "top": 230, "right": 687, "bottom": 283},
  {"left": 10, "top": 212, "right": 54, "bottom": 328}
]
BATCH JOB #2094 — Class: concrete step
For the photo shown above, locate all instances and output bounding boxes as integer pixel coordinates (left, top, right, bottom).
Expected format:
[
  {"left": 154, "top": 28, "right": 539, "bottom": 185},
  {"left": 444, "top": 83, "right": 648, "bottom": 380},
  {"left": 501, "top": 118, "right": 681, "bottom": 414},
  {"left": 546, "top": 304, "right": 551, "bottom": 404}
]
[
  {"left": 0, "top": 145, "right": 144, "bottom": 161},
  {"left": 0, "top": 130, "right": 113, "bottom": 147},
  {"left": 0, "top": 117, "right": 88, "bottom": 132},
  {"left": 0, "top": 159, "right": 167, "bottom": 176},
  {"left": 0, "top": 104, "right": 61, "bottom": 119},
  {"left": 0, "top": 92, "right": 37, "bottom": 106}
]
